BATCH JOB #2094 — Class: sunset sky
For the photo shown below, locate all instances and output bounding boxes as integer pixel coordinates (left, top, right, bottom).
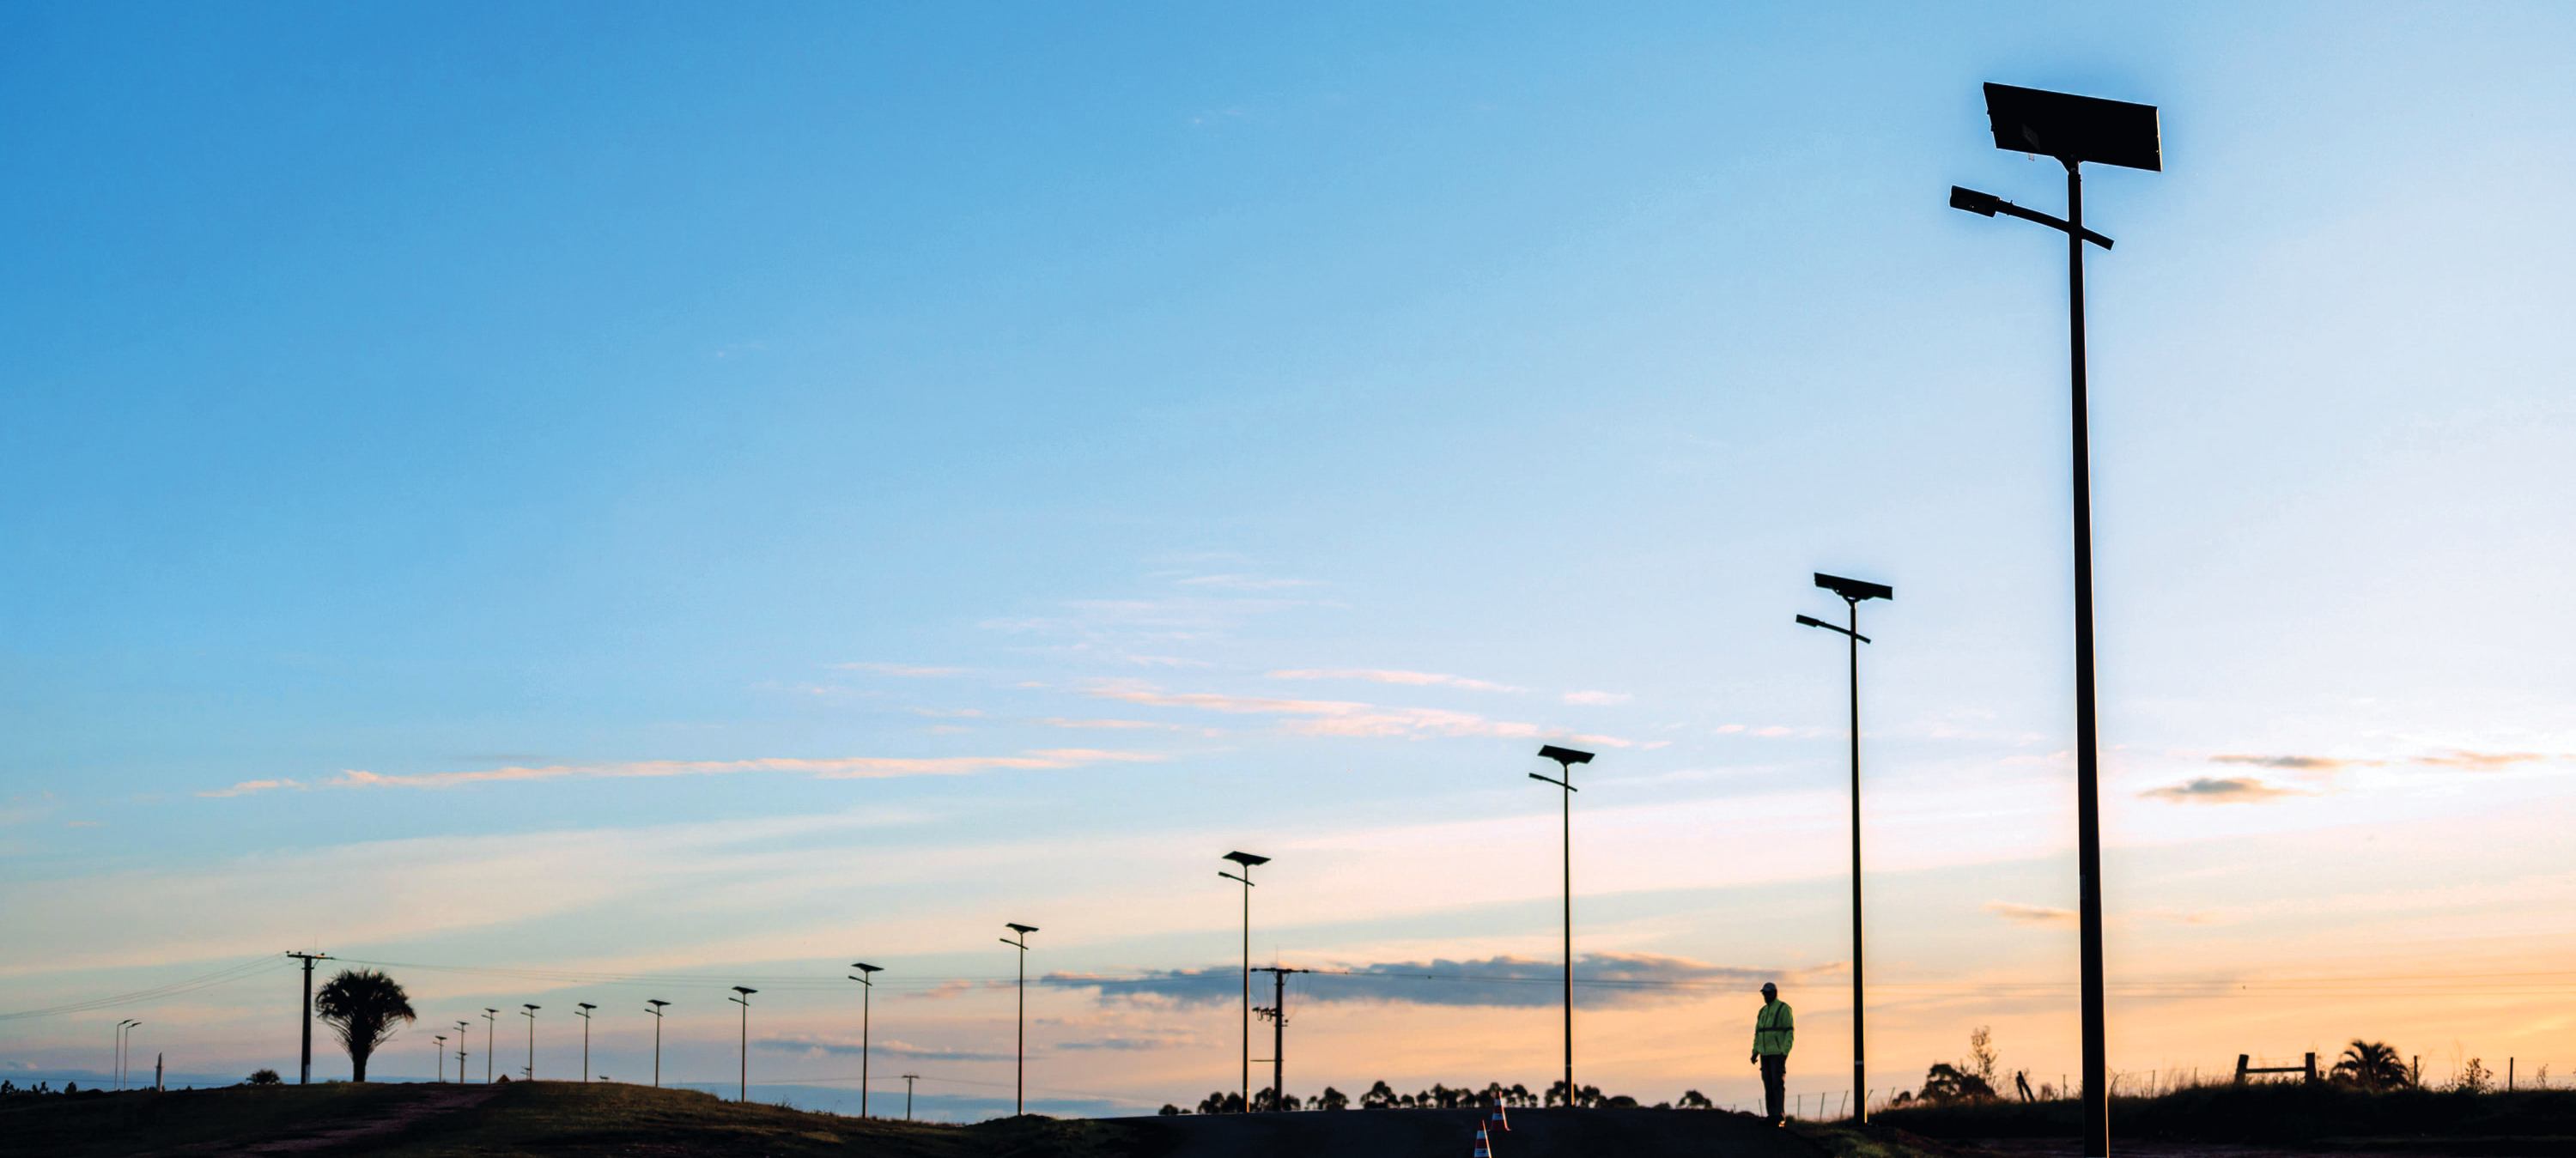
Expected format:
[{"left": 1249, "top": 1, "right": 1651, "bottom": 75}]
[{"left": 5, "top": 1, "right": 2574, "bottom": 1120}]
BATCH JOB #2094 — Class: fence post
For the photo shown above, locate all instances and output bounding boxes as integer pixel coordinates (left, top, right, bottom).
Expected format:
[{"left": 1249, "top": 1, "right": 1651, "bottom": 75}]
[
  {"left": 2234, "top": 1055, "right": 2250, "bottom": 1085},
  {"left": 2303, "top": 1053, "right": 2317, "bottom": 1084}
]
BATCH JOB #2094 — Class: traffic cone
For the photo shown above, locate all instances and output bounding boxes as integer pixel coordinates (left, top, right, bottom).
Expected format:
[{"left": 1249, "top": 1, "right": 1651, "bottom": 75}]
[{"left": 1473, "top": 1125, "right": 1492, "bottom": 1157}]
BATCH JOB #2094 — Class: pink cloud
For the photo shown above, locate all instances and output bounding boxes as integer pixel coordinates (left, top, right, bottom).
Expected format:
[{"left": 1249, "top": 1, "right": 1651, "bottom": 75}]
[{"left": 1269, "top": 669, "right": 1523, "bottom": 694}]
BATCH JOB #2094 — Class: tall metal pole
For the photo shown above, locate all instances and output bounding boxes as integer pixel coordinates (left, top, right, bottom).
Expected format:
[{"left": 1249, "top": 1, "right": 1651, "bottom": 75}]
[
  {"left": 484, "top": 1009, "right": 496, "bottom": 1084},
  {"left": 1241, "top": 875, "right": 1250, "bottom": 1109},
  {"left": 1016, "top": 943, "right": 1026, "bottom": 1113},
  {"left": 647, "top": 1001, "right": 669, "bottom": 1088},
  {"left": 1559, "top": 776, "right": 1572, "bottom": 1105},
  {"left": 576, "top": 1003, "right": 593, "bottom": 1083},
  {"left": 1001, "top": 925, "right": 1036, "bottom": 1115},
  {"left": 1222, "top": 853, "right": 1268, "bottom": 1113},
  {"left": 730, "top": 988, "right": 756, "bottom": 1102},
  {"left": 904, "top": 1073, "right": 918, "bottom": 1120},
  {"left": 849, "top": 966, "right": 882, "bottom": 1118},
  {"left": 2065, "top": 158, "right": 2108, "bottom": 1158},
  {"left": 522, "top": 1005, "right": 538, "bottom": 1082},
  {"left": 1848, "top": 597, "right": 1868, "bottom": 1124}
]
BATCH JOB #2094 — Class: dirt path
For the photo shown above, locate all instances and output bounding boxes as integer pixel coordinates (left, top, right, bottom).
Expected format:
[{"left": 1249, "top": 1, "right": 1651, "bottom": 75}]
[
  {"left": 1111, "top": 1106, "right": 1826, "bottom": 1157},
  {"left": 164, "top": 1084, "right": 501, "bottom": 1155}
]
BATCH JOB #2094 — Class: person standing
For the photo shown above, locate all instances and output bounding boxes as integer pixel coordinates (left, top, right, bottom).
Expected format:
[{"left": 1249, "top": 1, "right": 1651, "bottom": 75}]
[{"left": 1749, "top": 981, "right": 1795, "bottom": 1127}]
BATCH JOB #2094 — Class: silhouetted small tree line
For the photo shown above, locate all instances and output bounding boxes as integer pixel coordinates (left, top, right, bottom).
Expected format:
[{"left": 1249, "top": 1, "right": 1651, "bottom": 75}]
[{"left": 1159, "top": 1076, "right": 1728, "bottom": 1115}]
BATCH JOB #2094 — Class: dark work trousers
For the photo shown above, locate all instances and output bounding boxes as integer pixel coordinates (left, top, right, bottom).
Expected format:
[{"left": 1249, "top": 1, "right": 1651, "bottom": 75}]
[{"left": 1760, "top": 1054, "right": 1788, "bottom": 1123}]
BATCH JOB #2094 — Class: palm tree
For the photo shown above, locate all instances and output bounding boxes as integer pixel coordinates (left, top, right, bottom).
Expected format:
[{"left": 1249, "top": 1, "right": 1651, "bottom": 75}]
[
  {"left": 2331, "top": 1040, "right": 2409, "bottom": 1092},
  {"left": 313, "top": 968, "right": 416, "bottom": 1082}
]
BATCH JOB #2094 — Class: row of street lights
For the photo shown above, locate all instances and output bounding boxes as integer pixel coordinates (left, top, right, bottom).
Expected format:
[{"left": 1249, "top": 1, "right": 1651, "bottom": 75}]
[{"left": 1198, "top": 85, "right": 2152, "bottom": 1154}]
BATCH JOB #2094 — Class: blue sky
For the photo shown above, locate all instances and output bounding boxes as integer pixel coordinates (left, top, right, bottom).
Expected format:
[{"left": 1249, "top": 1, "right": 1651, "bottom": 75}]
[{"left": 5, "top": 1, "right": 2575, "bottom": 1118}]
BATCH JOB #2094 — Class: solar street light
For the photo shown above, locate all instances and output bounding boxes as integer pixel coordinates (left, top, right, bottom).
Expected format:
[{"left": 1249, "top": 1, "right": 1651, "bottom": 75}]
[
  {"left": 1000, "top": 924, "right": 1037, "bottom": 1115},
  {"left": 1220, "top": 851, "right": 1270, "bottom": 1113},
  {"left": 728, "top": 988, "right": 756, "bottom": 1102},
  {"left": 1950, "top": 79, "right": 2161, "bottom": 1158},
  {"left": 1528, "top": 743, "right": 1594, "bottom": 1104},
  {"left": 848, "top": 964, "right": 883, "bottom": 1118},
  {"left": 575, "top": 1003, "right": 596, "bottom": 1085},
  {"left": 1799, "top": 571, "right": 1893, "bottom": 1123},
  {"left": 645, "top": 1001, "right": 671, "bottom": 1088}
]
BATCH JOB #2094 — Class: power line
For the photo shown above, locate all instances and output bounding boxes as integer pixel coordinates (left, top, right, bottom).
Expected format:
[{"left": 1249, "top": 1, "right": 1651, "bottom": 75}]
[{"left": 0, "top": 955, "right": 283, "bottom": 1022}]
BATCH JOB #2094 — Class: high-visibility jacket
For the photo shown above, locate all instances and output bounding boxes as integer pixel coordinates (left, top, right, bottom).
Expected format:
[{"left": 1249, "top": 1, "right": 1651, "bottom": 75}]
[{"left": 1752, "top": 999, "right": 1795, "bottom": 1057}]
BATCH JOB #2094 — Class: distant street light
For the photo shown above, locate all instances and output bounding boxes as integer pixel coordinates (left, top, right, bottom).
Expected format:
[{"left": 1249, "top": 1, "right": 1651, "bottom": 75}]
[
  {"left": 1219, "top": 851, "right": 1270, "bottom": 1113},
  {"left": 433, "top": 1035, "right": 447, "bottom": 1083},
  {"left": 1000, "top": 923, "right": 1037, "bottom": 1115},
  {"left": 847, "top": 964, "right": 882, "bottom": 1118},
  {"left": 520, "top": 1005, "right": 540, "bottom": 1082},
  {"left": 903, "top": 1072, "right": 920, "bottom": 1120},
  {"left": 646, "top": 1000, "right": 671, "bottom": 1088},
  {"left": 115, "top": 1020, "right": 138, "bottom": 1090},
  {"left": 483, "top": 1009, "right": 498, "bottom": 1084},
  {"left": 1799, "top": 571, "right": 1893, "bottom": 1124},
  {"left": 455, "top": 1021, "right": 471, "bottom": 1086},
  {"left": 1950, "top": 80, "right": 2161, "bottom": 1158},
  {"left": 728, "top": 987, "right": 756, "bottom": 1102},
  {"left": 575, "top": 1003, "right": 596, "bottom": 1084},
  {"left": 1528, "top": 743, "right": 1595, "bottom": 1106}
]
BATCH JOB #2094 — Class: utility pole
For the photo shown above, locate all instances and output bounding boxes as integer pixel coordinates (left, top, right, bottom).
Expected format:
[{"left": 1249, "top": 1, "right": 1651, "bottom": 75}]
[
  {"left": 575, "top": 1003, "right": 595, "bottom": 1083},
  {"left": 434, "top": 1035, "right": 447, "bottom": 1082},
  {"left": 456, "top": 1021, "right": 471, "bottom": 1088},
  {"left": 285, "top": 952, "right": 329, "bottom": 1085},
  {"left": 483, "top": 1009, "right": 498, "bottom": 1083},
  {"left": 903, "top": 1073, "right": 919, "bottom": 1120},
  {"left": 1251, "top": 967, "right": 1304, "bottom": 1112},
  {"left": 728, "top": 987, "right": 756, "bottom": 1102}
]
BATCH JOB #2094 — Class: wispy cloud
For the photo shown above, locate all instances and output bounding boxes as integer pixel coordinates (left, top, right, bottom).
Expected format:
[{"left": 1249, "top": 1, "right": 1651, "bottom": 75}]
[
  {"left": 835, "top": 662, "right": 965, "bottom": 678},
  {"left": 2208, "top": 754, "right": 2368, "bottom": 770},
  {"left": 1056, "top": 1031, "right": 1200, "bottom": 1052},
  {"left": 1056, "top": 953, "right": 1784, "bottom": 1009},
  {"left": 757, "top": 1036, "right": 1012, "bottom": 1063},
  {"left": 312, "top": 749, "right": 1163, "bottom": 791},
  {"left": 2140, "top": 776, "right": 2306, "bottom": 804},
  {"left": 1984, "top": 901, "right": 2078, "bottom": 927},
  {"left": 2414, "top": 749, "right": 2549, "bottom": 770},
  {"left": 907, "top": 707, "right": 986, "bottom": 718},
  {"left": 1562, "top": 690, "right": 1631, "bottom": 706},
  {"left": 1175, "top": 573, "right": 1316, "bottom": 591},
  {"left": 1037, "top": 718, "right": 1179, "bottom": 731},
  {"left": 1270, "top": 669, "right": 1523, "bottom": 694},
  {"left": 1086, "top": 682, "right": 1632, "bottom": 747},
  {"left": 197, "top": 778, "right": 305, "bottom": 799}
]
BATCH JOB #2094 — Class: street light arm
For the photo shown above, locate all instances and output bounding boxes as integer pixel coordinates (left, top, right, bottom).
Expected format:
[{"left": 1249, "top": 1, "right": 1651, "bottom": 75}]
[
  {"left": 1528, "top": 772, "right": 1576, "bottom": 791},
  {"left": 1950, "top": 185, "right": 2114, "bottom": 249}
]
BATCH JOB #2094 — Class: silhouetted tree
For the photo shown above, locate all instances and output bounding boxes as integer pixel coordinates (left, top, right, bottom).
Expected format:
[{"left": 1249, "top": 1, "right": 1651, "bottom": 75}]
[
  {"left": 1920, "top": 1062, "right": 1995, "bottom": 1103},
  {"left": 1507, "top": 1082, "right": 1534, "bottom": 1107},
  {"left": 2458, "top": 1058, "right": 2492, "bottom": 1094},
  {"left": 1362, "top": 1080, "right": 1396, "bottom": 1109},
  {"left": 1678, "top": 1089, "right": 1715, "bottom": 1109},
  {"left": 1968, "top": 1025, "right": 1999, "bottom": 1088},
  {"left": 313, "top": 968, "right": 415, "bottom": 1082},
  {"left": 1157, "top": 1104, "right": 1182, "bottom": 1115},
  {"left": 1316, "top": 1085, "right": 1349, "bottom": 1111},
  {"left": 246, "top": 1069, "right": 282, "bottom": 1087},
  {"left": 2330, "top": 1040, "right": 2409, "bottom": 1092}
]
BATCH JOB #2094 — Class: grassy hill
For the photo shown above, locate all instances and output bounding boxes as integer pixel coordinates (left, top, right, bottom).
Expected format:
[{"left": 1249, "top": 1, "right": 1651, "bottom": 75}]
[{"left": 0, "top": 1081, "right": 1855, "bottom": 1157}]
